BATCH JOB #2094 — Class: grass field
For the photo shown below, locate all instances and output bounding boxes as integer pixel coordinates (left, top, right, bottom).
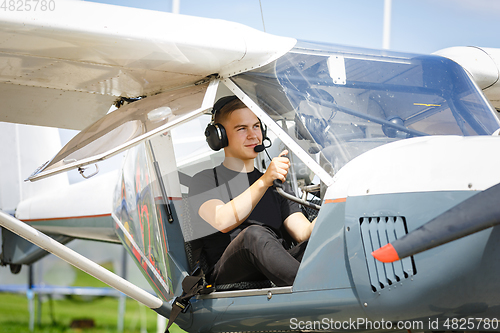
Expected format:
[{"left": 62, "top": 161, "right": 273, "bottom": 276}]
[
  {"left": 0, "top": 263, "right": 185, "bottom": 333},
  {"left": 0, "top": 292, "right": 159, "bottom": 332}
]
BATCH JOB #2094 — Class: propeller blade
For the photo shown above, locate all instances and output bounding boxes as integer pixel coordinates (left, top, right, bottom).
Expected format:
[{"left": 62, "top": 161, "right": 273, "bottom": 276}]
[{"left": 372, "top": 182, "right": 500, "bottom": 263}]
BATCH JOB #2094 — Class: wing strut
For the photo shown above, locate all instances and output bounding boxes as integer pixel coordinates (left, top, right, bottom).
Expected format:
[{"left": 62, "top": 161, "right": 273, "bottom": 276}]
[{"left": 0, "top": 211, "right": 172, "bottom": 318}]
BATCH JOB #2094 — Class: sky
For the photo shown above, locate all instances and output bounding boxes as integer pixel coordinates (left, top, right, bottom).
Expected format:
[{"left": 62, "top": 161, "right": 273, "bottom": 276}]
[{"left": 85, "top": 0, "right": 500, "bottom": 55}]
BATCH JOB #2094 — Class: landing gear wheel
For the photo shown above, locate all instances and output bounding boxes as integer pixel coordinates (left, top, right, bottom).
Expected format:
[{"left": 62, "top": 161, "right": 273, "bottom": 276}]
[{"left": 10, "top": 264, "right": 21, "bottom": 274}]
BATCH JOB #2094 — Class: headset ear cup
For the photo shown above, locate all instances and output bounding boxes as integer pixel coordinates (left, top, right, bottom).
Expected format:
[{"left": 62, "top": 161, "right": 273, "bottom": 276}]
[
  {"left": 205, "top": 123, "right": 228, "bottom": 151},
  {"left": 205, "top": 124, "right": 220, "bottom": 151},
  {"left": 261, "top": 120, "right": 267, "bottom": 139}
]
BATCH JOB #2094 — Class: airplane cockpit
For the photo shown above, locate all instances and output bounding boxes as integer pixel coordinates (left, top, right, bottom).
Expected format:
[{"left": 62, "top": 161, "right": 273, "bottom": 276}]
[{"left": 164, "top": 41, "right": 500, "bottom": 297}]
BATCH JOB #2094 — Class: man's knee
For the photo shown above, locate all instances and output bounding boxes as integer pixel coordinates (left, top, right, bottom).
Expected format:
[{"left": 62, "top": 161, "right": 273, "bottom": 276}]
[{"left": 241, "top": 225, "right": 277, "bottom": 248}]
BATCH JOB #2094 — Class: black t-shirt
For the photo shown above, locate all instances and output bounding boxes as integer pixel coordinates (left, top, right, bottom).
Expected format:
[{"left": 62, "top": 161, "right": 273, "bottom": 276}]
[{"left": 188, "top": 164, "right": 301, "bottom": 268}]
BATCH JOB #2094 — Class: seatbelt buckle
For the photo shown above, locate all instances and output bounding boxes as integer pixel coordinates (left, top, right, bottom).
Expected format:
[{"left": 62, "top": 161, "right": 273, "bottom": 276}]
[
  {"left": 200, "top": 283, "right": 215, "bottom": 295},
  {"left": 173, "top": 297, "right": 191, "bottom": 313}
]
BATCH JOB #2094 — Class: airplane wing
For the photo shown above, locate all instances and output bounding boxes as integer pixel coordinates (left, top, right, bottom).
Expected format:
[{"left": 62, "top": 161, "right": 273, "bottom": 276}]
[{"left": 0, "top": 0, "right": 295, "bottom": 130}]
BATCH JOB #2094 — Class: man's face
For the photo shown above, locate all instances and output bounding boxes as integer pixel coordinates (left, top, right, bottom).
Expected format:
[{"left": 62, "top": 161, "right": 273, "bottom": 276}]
[{"left": 221, "top": 107, "right": 262, "bottom": 161}]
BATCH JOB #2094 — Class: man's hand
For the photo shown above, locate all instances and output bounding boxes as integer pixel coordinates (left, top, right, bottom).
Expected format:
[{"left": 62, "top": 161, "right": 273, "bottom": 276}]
[{"left": 262, "top": 150, "right": 290, "bottom": 187}]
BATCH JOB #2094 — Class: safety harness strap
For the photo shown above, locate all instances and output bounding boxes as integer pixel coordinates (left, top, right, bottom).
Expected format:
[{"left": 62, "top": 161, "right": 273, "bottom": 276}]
[{"left": 165, "top": 274, "right": 214, "bottom": 332}]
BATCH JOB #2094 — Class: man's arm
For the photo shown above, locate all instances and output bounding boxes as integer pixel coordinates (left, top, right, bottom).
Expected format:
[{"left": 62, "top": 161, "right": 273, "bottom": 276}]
[
  {"left": 284, "top": 213, "right": 316, "bottom": 243},
  {"left": 198, "top": 178, "right": 268, "bottom": 233},
  {"left": 199, "top": 151, "right": 290, "bottom": 233}
]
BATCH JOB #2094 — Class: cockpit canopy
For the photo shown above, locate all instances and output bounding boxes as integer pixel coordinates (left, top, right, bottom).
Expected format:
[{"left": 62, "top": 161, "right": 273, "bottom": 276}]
[{"left": 232, "top": 41, "right": 500, "bottom": 173}]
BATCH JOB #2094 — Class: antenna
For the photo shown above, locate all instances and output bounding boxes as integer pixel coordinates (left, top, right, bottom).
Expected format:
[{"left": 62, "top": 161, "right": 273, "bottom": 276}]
[
  {"left": 383, "top": 0, "right": 392, "bottom": 49},
  {"left": 259, "top": 0, "right": 266, "bottom": 32}
]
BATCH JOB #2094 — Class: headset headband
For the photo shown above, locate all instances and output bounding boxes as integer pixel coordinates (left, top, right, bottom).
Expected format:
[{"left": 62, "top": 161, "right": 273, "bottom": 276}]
[{"left": 211, "top": 95, "right": 238, "bottom": 122}]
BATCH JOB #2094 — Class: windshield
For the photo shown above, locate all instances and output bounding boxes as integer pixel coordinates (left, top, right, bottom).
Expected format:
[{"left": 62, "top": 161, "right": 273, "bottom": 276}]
[{"left": 231, "top": 41, "right": 500, "bottom": 174}]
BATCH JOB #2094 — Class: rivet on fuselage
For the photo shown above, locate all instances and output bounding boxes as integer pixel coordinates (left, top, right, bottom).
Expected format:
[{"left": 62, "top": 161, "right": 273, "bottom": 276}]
[{"left": 364, "top": 303, "right": 368, "bottom": 307}]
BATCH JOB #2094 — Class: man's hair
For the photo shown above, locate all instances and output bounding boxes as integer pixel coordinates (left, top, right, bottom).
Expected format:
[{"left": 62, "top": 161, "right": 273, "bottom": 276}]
[{"left": 214, "top": 98, "right": 247, "bottom": 124}]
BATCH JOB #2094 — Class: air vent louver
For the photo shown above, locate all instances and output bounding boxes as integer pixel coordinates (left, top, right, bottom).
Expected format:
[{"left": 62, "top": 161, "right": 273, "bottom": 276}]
[{"left": 359, "top": 216, "right": 416, "bottom": 292}]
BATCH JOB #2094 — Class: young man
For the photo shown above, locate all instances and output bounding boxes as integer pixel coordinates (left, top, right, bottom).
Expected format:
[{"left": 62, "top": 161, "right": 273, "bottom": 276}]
[{"left": 188, "top": 96, "right": 315, "bottom": 287}]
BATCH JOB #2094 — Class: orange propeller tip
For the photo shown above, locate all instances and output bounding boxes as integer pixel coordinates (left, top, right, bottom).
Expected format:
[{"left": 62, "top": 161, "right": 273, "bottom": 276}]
[{"left": 372, "top": 243, "right": 399, "bottom": 263}]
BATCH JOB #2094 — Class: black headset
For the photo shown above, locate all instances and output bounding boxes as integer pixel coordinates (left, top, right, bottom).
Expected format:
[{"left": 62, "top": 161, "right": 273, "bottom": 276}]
[{"left": 205, "top": 96, "right": 268, "bottom": 151}]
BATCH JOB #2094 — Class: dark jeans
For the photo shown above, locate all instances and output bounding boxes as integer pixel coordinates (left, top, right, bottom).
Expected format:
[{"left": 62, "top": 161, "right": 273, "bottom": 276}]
[{"left": 211, "top": 225, "right": 307, "bottom": 287}]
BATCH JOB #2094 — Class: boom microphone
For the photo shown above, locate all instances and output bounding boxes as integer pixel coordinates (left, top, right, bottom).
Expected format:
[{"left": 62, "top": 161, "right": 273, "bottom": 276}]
[
  {"left": 254, "top": 137, "right": 272, "bottom": 153},
  {"left": 254, "top": 144, "right": 265, "bottom": 153}
]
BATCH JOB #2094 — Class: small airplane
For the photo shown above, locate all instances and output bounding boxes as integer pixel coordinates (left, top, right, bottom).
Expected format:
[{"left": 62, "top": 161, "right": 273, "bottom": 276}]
[{"left": 2, "top": 1, "right": 500, "bottom": 332}]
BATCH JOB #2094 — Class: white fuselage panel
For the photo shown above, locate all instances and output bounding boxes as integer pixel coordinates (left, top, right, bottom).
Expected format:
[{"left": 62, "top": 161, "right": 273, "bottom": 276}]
[{"left": 325, "top": 136, "right": 500, "bottom": 200}]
